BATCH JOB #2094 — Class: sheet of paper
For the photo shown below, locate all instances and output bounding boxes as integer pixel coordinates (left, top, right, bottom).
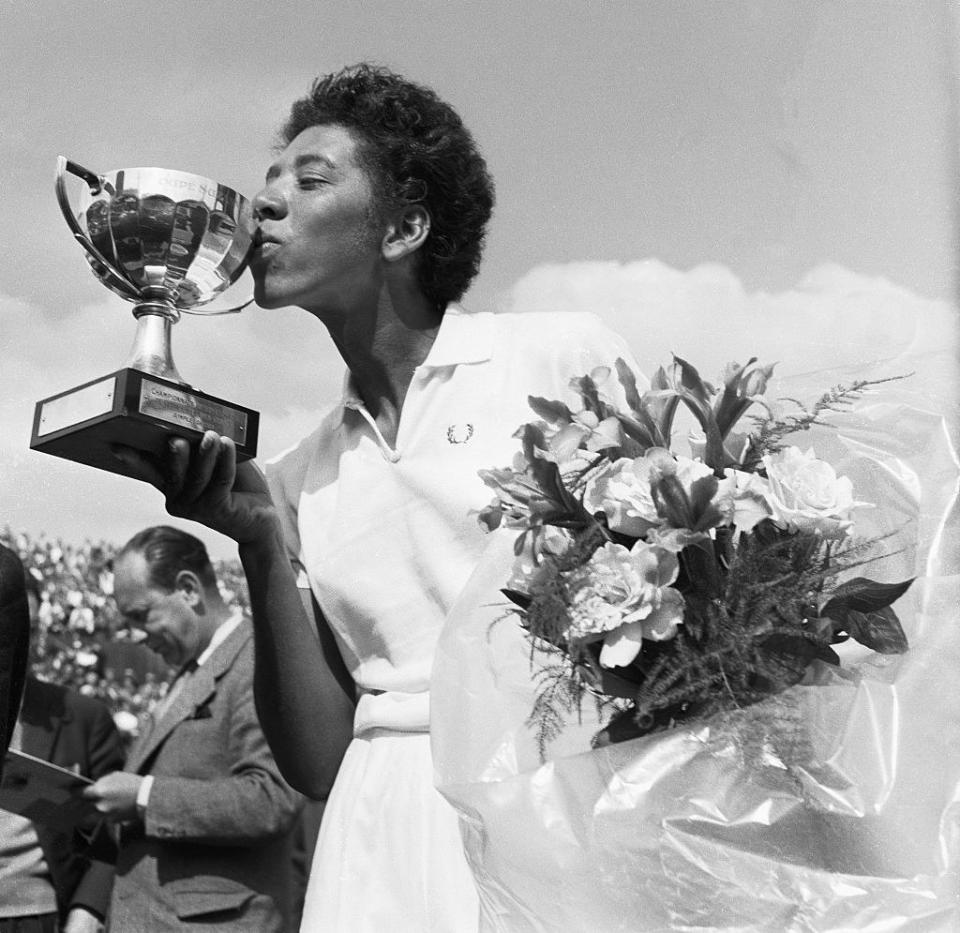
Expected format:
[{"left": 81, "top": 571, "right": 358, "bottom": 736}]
[{"left": 0, "top": 749, "right": 96, "bottom": 831}]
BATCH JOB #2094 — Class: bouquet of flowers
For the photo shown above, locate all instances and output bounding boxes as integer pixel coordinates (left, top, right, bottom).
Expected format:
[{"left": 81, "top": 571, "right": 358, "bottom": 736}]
[
  {"left": 477, "top": 356, "right": 913, "bottom": 755},
  {"left": 431, "top": 310, "right": 958, "bottom": 931}
]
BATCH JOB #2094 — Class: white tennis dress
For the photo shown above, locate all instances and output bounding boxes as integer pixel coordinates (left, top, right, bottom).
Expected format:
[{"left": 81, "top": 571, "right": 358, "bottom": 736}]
[{"left": 266, "top": 307, "right": 638, "bottom": 932}]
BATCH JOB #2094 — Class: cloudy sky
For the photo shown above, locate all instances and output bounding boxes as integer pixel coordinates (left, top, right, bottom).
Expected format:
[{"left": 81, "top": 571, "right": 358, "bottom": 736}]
[{"left": 2, "top": 1, "right": 956, "bottom": 559}]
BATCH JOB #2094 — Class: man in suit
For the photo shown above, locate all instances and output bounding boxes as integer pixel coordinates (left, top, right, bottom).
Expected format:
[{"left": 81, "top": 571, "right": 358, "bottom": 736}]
[
  {"left": 0, "top": 571, "right": 125, "bottom": 933},
  {"left": 0, "top": 545, "right": 29, "bottom": 768},
  {"left": 83, "top": 526, "right": 303, "bottom": 932}
]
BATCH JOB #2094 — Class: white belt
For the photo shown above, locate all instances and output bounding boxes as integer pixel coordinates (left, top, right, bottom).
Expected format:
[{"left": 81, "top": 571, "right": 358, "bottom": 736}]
[{"left": 354, "top": 689, "right": 430, "bottom": 736}]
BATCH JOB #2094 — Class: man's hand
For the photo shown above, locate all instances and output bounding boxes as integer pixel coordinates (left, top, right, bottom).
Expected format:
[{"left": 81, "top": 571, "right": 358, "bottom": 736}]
[
  {"left": 63, "top": 906, "right": 104, "bottom": 933},
  {"left": 112, "top": 432, "right": 279, "bottom": 545},
  {"left": 82, "top": 771, "right": 144, "bottom": 824}
]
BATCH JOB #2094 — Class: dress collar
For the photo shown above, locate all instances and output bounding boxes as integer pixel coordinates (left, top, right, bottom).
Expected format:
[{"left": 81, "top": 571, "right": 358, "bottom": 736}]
[
  {"left": 340, "top": 304, "right": 494, "bottom": 409},
  {"left": 418, "top": 304, "right": 494, "bottom": 369}
]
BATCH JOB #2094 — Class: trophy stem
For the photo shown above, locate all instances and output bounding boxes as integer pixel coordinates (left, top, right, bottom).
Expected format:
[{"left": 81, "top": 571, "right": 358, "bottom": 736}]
[{"left": 126, "top": 303, "right": 187, "bottom": 385}]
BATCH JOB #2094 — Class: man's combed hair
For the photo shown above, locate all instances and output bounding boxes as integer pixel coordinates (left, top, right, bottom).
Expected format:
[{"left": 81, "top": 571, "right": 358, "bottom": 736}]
[
  {"left": 283, "top": 63, "right": 495, "bottom": 310},
  {"left": 121, "top": 525, "right": 217, "bottom": 593}
]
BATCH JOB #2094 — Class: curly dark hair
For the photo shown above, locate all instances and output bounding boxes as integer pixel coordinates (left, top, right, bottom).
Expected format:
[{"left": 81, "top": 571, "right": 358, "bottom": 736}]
[{"left": 282, "top": 63, "right": 495, "bottom": 310}]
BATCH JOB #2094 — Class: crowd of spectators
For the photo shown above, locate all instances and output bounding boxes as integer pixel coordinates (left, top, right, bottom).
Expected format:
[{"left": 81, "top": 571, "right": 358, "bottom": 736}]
[{"left": 1, "top": 526, "right": 250, "bottom": 746}]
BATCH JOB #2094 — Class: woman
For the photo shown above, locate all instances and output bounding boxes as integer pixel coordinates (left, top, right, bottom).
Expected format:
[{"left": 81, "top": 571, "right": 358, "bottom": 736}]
[{"left": 118, "top": 63, "right": 639, "bottom": 931}]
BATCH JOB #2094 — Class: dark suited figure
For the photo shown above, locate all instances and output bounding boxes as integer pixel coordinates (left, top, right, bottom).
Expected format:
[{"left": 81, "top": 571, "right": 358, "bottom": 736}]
[
  {"left": 0, "top": 573, "right": 125, "bottom": 933},
  {"left": 0, "top": 545, "right": 29, "bottom": 768},
  {"left": 84, "top": 526, "right": 302, "bottom": 932}
]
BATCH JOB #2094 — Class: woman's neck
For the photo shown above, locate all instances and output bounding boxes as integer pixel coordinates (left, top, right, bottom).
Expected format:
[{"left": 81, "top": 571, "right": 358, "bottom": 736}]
[{"left": 324, "top": 290, "right": 444, "bottom": 445}]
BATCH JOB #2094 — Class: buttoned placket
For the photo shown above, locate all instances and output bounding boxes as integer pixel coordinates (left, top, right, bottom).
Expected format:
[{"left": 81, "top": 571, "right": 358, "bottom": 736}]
[
  {"left": 336, "top": 307, "right": 494, "bottom": 466},
  {"left": 342, "top": 368, "right": 432, "bottom": 464},
  {"left": 343, "top": 399, "right": 402, "bottom": 463}
]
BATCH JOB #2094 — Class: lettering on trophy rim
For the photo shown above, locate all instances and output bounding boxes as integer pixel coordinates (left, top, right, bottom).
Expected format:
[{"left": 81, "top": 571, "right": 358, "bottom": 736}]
[{"left": 155, "top": 177, "right": 220, "bottom": 200}]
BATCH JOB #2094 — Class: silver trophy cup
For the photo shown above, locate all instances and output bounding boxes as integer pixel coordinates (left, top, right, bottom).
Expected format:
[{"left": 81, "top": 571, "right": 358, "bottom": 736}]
[{"left": 31, "top": 158, "right": 259, "bottom": 477}]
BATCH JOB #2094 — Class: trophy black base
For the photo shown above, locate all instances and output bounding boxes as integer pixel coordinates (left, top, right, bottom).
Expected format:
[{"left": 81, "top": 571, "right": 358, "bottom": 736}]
[{"left": 30, "top": 368, "right": 259, "bottom": 480}]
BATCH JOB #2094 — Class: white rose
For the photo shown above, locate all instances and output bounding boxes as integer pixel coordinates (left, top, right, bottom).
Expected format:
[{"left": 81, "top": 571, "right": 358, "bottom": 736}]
[{"left": 762, "top": 446, "right": 866, "bottom": 538}]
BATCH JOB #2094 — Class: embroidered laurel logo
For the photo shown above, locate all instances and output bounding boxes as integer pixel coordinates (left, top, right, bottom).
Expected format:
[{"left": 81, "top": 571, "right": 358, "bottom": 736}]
[{"left": 446, "top": 423, "right": 475, "bottom": 444}]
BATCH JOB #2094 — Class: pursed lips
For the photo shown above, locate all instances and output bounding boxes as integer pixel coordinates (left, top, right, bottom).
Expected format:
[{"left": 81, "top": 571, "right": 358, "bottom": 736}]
[{"left": 252, "top": 230, "right": 282, "bottom": 262}]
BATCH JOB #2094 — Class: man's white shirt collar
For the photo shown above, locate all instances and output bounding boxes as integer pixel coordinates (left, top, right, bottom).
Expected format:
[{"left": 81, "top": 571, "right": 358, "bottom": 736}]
[{"left": 196, "top": 608, "right": 244, "bottom": 668}]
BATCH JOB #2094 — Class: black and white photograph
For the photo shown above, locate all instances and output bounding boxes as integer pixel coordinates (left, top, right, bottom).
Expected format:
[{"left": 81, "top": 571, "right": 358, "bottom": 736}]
[{"left": 1, "top": 2, "right": 957, "bottom": 930}]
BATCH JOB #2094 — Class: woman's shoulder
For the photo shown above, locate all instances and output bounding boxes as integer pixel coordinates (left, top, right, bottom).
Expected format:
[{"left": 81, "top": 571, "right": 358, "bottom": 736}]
[{"left": 492, "top": 309, "right": 610, "bottom": 341}]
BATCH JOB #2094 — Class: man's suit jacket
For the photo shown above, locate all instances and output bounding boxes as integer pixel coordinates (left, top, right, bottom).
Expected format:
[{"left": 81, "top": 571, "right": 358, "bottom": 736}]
[
  {"left": 0, "top": 545, "right": 29, "bottom": 767},
  {"left": 109, "top": 619, "right": 303, "bottom": 932},
  {"left": 18, "top": 676, "right": 126, "bottom": 923}
]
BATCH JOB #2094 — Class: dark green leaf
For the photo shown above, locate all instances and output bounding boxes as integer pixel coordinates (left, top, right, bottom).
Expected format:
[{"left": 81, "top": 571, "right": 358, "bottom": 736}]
[
  {"left": 571, "top": 374, "right": 604, "bottom": 416},
  {"left": 591, "top": 705, "right": 651, "bottom": 747},
  {"left": 520, "top": 422, "right": 548, "bottom": 462},
  {"left": 598, "top": 667, "right": 643, "bottom": 698},
  {"left": 844, "top": 607, "right": 909, "bottom": 654},
  {"left": 615, "top": 358, "right": 643, "bottom": 413},
  {"left": 501, "top": 588, "right": 532, "bottom": 611},
  {"left": 821, "top": 577, "right": 914, "bottom": 619},
  {"left": 528, "top": 395, "right": 574, "bottom": 425},
  {"left": 672, "top": 355, "right": 713, "bottom": 407},
  {"left": 687, "top": 475, "right": 727, "bottom": 531},
  {"left": 713, "top": 393, "right": 753, "bottom": 442},
  {"left": 701, "top": 415, "right": 727, "bottom": 475},
  {"left": 815, "top": 644, "right": 842, "bottom": 665},
  {"left": 616, "top": 411, "right": 660, "bottom": 450},
  {"left": 754, "top": 633, "right": 819, "bottom": 689},
  {"left": 652, "top": 474, "right": 691, "bottom": 528},
  {"left": 643, "top": 392, "right": 680, "bottom": 444},
  {"left": 679, "top": 543, "right": 721, "bottom": 597},
  {"left": 612, "top": 432, "right": 647, "bottom": 459},
  {"left": 477, "top": 504, "right": 503, "bottom": 531}
]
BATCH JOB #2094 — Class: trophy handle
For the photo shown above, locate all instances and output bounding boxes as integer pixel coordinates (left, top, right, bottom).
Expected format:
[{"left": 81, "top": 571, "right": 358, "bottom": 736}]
[{"left": 55, "top": 156, "right": 139, "bottom": 301}]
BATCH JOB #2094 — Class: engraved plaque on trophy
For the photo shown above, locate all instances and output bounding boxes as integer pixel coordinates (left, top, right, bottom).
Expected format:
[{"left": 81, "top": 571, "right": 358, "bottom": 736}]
[{"left": 31, "top": 158, "right": 259, "bottom": 479}]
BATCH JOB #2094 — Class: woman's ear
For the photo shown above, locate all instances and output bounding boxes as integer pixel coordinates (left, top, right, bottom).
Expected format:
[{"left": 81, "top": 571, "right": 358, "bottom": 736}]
[
  {"left": 174, "top": 570, "right": 203, "bottom": 609},
  {"left": 382, "top": 204, "right": 431, "bottom": 262}
]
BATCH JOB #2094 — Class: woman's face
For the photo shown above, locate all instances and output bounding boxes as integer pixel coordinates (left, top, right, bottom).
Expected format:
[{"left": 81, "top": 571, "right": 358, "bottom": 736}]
[{"left": 250, "top": 123, "right": 385, "bottom": 314}]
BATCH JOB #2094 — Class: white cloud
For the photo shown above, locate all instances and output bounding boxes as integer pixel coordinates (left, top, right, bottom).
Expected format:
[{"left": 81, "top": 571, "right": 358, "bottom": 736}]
[{"left": 501, "top": 260, "right": 954, "bottom": 383}]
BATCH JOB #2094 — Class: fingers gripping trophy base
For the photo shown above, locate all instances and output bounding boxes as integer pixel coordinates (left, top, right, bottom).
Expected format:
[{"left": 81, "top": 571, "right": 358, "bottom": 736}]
[{"left": 30, "top": 367, "right": 259, "bottom": 480}]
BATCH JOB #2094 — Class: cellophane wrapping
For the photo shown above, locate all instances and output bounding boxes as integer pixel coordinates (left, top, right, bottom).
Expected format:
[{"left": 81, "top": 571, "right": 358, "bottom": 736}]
[{"left": 432, "top": 346, "right": 960, "bottom": 931}]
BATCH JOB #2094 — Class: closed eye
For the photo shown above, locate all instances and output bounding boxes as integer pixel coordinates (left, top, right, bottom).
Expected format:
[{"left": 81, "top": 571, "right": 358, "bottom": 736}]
[{"left": 297, "top": 175, "right": 328, "bottom": 190}]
